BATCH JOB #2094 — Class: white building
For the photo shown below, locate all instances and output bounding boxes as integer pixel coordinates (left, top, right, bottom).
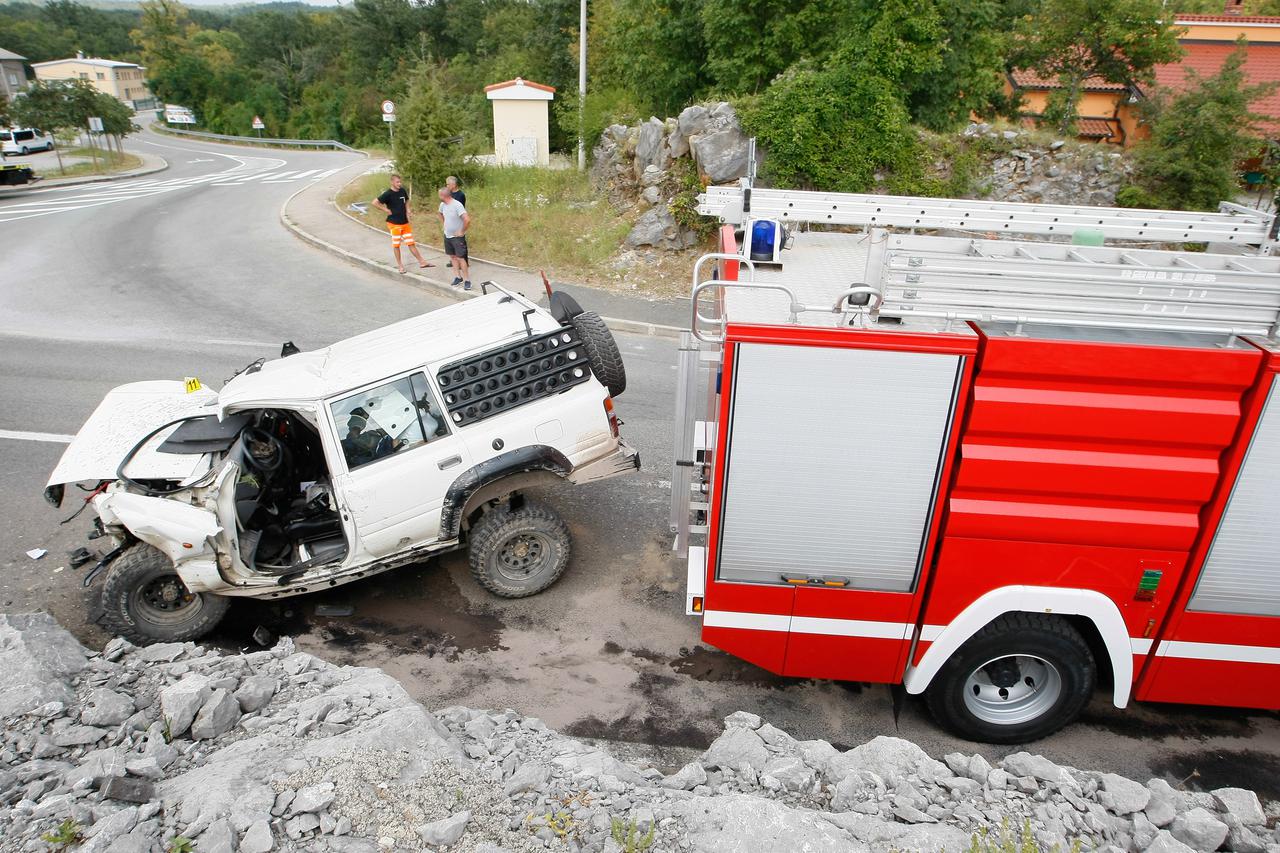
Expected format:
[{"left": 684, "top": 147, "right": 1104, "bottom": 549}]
[{"left": 484, "top": 77, "right": 555, "bottom": 167}]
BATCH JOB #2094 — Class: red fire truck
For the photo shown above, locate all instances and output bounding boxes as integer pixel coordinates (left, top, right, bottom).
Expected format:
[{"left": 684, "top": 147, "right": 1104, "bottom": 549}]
[{"left": 672, "top": 182, "right": 1280, "bottom": 743}]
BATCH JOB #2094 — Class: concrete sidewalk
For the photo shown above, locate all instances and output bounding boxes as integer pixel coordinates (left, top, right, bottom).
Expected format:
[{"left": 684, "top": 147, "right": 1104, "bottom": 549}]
[{"left": 280, "top": 161, "right": 688, "bottom": 338}]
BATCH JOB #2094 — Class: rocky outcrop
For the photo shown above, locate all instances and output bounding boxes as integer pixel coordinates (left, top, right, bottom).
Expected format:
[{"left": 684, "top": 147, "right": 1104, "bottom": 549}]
[
  {"left": 592, "top": 102, "right": 749, "bottom": 250},
  {"left": 1, "top": 612, "right": 1277, "bottom": 853},
  {"left": 958, "top": 122, "right": 1134, "bottom": 206}
]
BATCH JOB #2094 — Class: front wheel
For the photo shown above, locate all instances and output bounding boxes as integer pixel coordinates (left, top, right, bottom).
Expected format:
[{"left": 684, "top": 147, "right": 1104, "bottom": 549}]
[
  {"left": 924, "top": 613, "right": 1094, "bottom": 744},
  {"left": 19, "top": 147, "right": 28, "bottom": 155},
  {"left": 468, "top": 499, "right": 571, "bottom": 598},
  {"left": 99, "top": 544, "right": 231, "bottom": 644}
]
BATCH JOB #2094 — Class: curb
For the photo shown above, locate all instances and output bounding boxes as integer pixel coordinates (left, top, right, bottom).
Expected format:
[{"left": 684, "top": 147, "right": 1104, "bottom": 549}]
[
  {"left": 0, "top": 154, "right": 168, "bottom": 194},
  {"left": 282, "top": 169, "right": 684, "bottom": 340}
]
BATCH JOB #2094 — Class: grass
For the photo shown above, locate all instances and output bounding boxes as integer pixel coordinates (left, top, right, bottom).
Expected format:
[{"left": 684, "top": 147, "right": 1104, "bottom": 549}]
[
  {"left": 337, "top": 165, "right": 705, "bottom": 298},
  {"left": 39, "top": 146, "right": 142, "bottom": 179}
]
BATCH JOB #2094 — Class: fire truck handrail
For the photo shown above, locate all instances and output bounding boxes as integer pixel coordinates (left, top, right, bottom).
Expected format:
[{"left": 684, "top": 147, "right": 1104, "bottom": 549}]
[
  {"left": 692, "top": 280, "right": 885, "bottom": 341},
  {"left": 699, "top": 185, "right": 1276, "bottom": 250},
  {"left": 831, "top": 286, "right": 884, "bottom": 314}
]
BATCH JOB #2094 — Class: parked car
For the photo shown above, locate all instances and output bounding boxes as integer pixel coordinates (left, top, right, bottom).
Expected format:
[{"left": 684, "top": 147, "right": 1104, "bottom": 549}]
[
  {"left": 45, "top": 285, "right": 638, "bottom": 644},
  {"left": 1, "top": 128, "right": 55, "bottom": 155}
]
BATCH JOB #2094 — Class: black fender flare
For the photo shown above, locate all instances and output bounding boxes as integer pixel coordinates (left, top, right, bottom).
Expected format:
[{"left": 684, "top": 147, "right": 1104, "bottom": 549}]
[{"left": 439, "top": 445, "right": 572, "bottom": 539}]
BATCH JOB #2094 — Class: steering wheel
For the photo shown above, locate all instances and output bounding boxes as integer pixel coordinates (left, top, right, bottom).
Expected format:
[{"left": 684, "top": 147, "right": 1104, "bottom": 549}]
[{"left": 242, "top": 427, "right": 287, "bottom": 474}]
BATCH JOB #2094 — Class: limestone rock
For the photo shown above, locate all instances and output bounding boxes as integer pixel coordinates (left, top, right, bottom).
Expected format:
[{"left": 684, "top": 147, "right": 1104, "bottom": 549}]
[
  {"left": 1169, "top": 807, "right": 1228, "bottom": 852},
  {"left": 81, "top": 688, "right": 136, "bottom": 727},
  {"left": 659, "top": 761, "right": 707, "bottom": 791},
  {"left": 290, "top": 782, "right": 335, "bottom": 814},
  {"left": 503, "top": 763, "right": 550, "bottom": 796},
  {"left": 701, "top": 726, "right": 768, "bottom": 774},
  {"left": 418, "top": 810, "right": 470, "bottom": 847},
  {"left": 240, "top": 820, "right": 274, "bottom": 853},
  {"left": 1213, "top": 787, "right": 1265, "bottom": 826},
  {"left": 1146, "top": 829, "right": 1197, "bottom": 853},
  {"left": 160, "top": 674, "right": 212, "bottom": 738},
  {"left": 234, "top": 676, "right": 277, "bottom": 713},
  {"left": 691, "top": 128, "right": 750, "bottom": 184},
  {"left": 1099, "top": 772, "right": 1151, "bottom": 815},
  {"left": 191, "top": 689, "right": 241, "bottom": 740}
]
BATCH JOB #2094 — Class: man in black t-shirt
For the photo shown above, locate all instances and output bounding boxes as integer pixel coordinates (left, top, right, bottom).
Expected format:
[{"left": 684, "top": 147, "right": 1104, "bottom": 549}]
[
  {"left": 371, "top": 173, "right": 432, "bottom": 274},
  {"left": 446, "top": 175, "right": 466, "bottom": 208}
]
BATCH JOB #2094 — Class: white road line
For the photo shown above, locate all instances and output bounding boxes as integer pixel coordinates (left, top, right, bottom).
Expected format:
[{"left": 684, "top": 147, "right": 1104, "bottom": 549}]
[
  {"left": 0, "top": 429, "right": 75, "bottom": 444},
  {"left": 290, "top": 169, "right": 321, "bottom": 180},
  {"left": 310, "top": 168, "right": 342, "bottom": 180}
]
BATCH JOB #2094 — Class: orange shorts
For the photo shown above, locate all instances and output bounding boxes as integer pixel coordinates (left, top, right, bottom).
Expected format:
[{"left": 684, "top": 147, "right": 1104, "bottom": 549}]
[{"left": 387, "top": 222, "right": 415, "bottom": 248}]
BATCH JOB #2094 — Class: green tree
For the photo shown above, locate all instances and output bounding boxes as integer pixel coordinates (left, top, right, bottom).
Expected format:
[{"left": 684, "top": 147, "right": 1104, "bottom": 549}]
[
  {"left": 11, "top": 80, "right": 74, "bottom": 171},
  {"left": 1122, "top": 44, "right": 1276, "bottom": 211},
  {"left": 743, "top": 0, "right": 943, "bottom": 192},
  {"left": 1012, "top": 0, "right": 1183, "bottom": 132},
  {"left": 699, "top": 0, "right": 854, "bottom": 94},
  {"left": 392, "top": 62, "right": 474, "bottom": 193},
  {"left": 595, "top": 0, "right": 706, "bottom": 117},
  {"left": 906, "top": 0, "right": 1012, "bottom": 130}
]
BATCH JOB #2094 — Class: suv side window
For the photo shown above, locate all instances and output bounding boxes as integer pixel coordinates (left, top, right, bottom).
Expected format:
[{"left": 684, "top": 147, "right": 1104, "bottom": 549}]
[{"left": 331, "top": 372, "right": 449, "bottom": 471}]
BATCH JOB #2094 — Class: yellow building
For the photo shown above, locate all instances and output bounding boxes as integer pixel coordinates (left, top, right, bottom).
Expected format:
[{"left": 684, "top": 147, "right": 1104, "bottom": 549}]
[
  {"left": 485, "top": 77, "right": 555, "bottom": 167},
  {"left": 31, "top": 53, "right": 155, "bottom": 110},
  {"left": 1008, "top": 10, "right": 1280, "bottom": 145}
]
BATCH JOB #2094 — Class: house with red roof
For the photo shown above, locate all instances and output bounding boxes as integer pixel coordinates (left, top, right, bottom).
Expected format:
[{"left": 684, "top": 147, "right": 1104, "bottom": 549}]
[{"left": 1008, "top": 7, "right": 1280, "bottom": 145}]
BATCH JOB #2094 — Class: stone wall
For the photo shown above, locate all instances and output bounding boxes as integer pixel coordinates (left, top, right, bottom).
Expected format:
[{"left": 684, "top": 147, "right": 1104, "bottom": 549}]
[
  {"left": 958, "top": 122, "right": 1134, "bottom": 207},
  {"left": 2, "top": 612, "right": 1277, "bottom": 853}
]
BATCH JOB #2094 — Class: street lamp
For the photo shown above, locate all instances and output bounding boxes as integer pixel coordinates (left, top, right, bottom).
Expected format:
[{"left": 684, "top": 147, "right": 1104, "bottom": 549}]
[{"left": 578, "top": 0, "right": 586, "bottom": 172}]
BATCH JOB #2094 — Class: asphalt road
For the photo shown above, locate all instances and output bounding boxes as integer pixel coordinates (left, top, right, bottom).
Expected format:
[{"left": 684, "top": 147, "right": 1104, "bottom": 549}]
[{"left": 1, "top": 126, "right": 1277, "bottom": 800}]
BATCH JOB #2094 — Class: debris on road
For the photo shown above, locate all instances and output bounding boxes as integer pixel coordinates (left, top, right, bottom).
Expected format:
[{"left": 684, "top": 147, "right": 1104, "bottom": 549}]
[
  {"left": 68, "top": 547, "right": 93, "bottom": 568},
  {"left": 314, "top": 604, "right": 354, "bottom": 618},
  {"left": 251, "top": 625, "right": 274, "bottom": 647},
  {"left": 25, "top": 548, "right": 46, "bottom": 560},
  {"left": 1, "top": 611, "right": 1276, "bottom": 853}
]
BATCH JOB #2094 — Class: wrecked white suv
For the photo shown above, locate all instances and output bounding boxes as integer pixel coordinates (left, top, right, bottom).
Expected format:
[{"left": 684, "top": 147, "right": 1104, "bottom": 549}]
[{"left": 45, "top": 285, "right": 638, "bottom": 644}]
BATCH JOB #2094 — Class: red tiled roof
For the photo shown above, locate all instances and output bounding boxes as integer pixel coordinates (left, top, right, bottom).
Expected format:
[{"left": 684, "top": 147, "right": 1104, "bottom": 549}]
[
  {"left": 1009, "top": 68, "right": 1130, "bottom": 92},
  {"left": 1173, "top": 13, "right": 1280, "bottom": 24},
  {"left": 1152, "top": 41, "right": 1280, "bottom": 130},
  {"left": 483, "top": 78, "right": 556, "bottom": 94},
  {"left": 1076, "top": 118, "right": 1117, "bottom": 138}
]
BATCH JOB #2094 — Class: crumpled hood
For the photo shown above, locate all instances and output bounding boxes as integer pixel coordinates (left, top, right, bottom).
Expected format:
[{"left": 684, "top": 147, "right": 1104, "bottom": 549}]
[{"left": 47, "top": 380, "right": 219, "bottom": 487}]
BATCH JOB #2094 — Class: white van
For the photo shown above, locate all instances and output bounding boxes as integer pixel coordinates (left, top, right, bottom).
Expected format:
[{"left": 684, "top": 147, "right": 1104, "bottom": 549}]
[{"left": 1, "top": 128, "right": 55, "bottom": 155}]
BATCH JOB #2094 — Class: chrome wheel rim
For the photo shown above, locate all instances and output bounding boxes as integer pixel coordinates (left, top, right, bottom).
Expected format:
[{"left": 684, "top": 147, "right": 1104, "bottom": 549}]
[
  {"left": 963, "top": 654, "right": 1062, "bottom": 726},
  {"left": 495, "top": 532, "right": 550, "bottom": 580}
]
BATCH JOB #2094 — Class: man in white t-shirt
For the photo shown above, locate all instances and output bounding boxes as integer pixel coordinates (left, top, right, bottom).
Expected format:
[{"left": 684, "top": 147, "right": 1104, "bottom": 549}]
[{"left": 437, "top": 187, "right": 472, "bottom": 291}]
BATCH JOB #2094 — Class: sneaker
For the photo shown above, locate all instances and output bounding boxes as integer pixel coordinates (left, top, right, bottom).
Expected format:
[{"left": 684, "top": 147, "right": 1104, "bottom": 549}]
[
  {"left": 464, "top": 280, "right": 473, "bottom": 291},
  {"left": 450, "top": 277, "right": 463, "bottom": 287}
]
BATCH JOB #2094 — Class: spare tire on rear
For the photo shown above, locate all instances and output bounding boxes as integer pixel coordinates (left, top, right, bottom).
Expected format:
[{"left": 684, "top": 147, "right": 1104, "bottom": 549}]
[{"left": 570, "top": 311, "right": 626, "bottom": 397}]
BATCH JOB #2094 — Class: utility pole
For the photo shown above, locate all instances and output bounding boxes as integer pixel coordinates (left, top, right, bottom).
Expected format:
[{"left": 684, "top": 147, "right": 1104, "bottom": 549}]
[{"left": 577, "top": 0, "right": 586, "bottom": 172}]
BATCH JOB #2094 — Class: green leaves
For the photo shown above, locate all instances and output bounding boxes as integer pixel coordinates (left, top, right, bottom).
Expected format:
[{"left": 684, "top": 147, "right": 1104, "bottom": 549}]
[{"left": 1126, "top": 42, "right": 1276, "bottom": 210}]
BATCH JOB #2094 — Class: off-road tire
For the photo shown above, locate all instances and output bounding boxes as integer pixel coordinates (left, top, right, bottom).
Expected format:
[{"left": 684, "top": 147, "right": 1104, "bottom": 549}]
[
  {"left": 570, "top": 311, "right": 626, "bottom": 397},
  {"left": 924, "top": 613, "right": 1094, "bottom": 744},
  {"left": 468, "top": 499, "right": 571, "bottom": 598},
  {"left": 99, "top": 543, "right": 231, "bottom": 645}
]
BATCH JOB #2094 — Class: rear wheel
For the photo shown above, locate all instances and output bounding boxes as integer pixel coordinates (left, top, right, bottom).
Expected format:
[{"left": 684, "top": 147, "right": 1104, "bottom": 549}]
[
  {"left": 468, "top": 499, "right": 571, "bottom": 598},
  {"left": 99, "top": 544, "right": 231, "bottom": 644},
  {"left": 924, "top": 613, "right": 1094, "bottom": 744},
  {"left": 571, "top": 311, "right": 626, "bottom": 397}
]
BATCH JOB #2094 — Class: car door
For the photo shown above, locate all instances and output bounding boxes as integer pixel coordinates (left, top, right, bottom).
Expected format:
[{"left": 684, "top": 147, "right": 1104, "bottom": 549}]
[{"left": 326, "top": 371, "right": 471, "bottom": 559}]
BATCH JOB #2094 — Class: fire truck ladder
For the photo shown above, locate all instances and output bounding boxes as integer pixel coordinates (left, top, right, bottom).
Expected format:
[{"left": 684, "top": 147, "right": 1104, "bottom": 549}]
[
  {"left": 870, "top": 234, "right": 1280, "bottom": 339},
  {"left": 698, "top": 185, "right": 1279, "bottom": 251}
]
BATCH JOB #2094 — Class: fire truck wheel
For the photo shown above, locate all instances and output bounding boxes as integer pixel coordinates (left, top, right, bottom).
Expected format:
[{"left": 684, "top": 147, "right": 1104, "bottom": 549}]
[
  {"left": 570, "top": 312, "right": 627, "bottom": 397},
  {"left": 99, "top": 544, "right": 231, "bottom": 645},
  {"left": 924, "top": 613, "right": 1095, "bottom": 744},
  {"left": 468, "top": 499, "right": 571, "bottom": 598}
]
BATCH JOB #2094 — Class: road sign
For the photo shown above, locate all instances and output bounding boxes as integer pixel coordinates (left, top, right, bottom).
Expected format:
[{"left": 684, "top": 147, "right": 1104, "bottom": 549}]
[
  {"left": 252, "top": 116, "right": 264, "bottom": 130},
  {"left": 381, "top": 99, "right": 395, "bottom": 116},
  {"left": 164, "top": 105, "right": 196, "bottom": 125},
  {"left": 88, "top": 117, "right": 104, "bottom": 133},
  {"left": 383, "top": 113, "right": 396, "bottom": 123}
]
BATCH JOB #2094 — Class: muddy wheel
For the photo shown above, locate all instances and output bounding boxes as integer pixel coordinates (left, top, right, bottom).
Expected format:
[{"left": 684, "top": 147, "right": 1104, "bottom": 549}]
[
  {"left": 924, "top": 613, "right": 1094, "bottom": 744},
  {"left": 468, "top": 499, "right": 571, "bottom": 598},
  {"left": 570, "top": 311, "right": 626, "bottom": 397},
  {"left": 99, "top": 543, "right": 230, "bottom": 644}
]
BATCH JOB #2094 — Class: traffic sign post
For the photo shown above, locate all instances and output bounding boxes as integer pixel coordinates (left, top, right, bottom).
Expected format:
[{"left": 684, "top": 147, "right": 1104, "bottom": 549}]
[
  {"left": 252, "top": 115, "right": 264, "bottom": 138},
  {"left": 381, "top": 100, "right": 396, "bottom": 144}
]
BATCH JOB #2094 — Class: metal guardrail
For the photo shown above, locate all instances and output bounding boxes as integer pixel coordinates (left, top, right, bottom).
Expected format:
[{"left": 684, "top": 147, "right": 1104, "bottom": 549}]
[{"left": 155, "top": 125, "right": 358, "bottom": 153}]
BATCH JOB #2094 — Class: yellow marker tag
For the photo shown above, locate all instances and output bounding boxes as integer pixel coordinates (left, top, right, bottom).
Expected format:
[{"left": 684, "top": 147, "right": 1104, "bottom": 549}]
[{"left": 183, "top": 377, "right": 202, "bottom": 394}]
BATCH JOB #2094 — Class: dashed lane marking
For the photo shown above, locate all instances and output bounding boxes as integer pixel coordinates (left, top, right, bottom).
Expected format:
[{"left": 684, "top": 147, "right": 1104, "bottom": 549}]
[{"left": 0, "top": 429, "right": 75, "bottom": 444}]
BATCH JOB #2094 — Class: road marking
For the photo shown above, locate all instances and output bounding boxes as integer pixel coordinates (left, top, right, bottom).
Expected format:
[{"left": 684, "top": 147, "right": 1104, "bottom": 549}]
[{"left": 0, "top": 429, "right": 75, "bottom": 444}]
